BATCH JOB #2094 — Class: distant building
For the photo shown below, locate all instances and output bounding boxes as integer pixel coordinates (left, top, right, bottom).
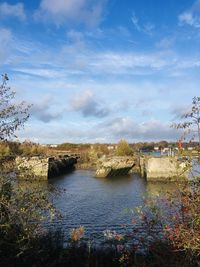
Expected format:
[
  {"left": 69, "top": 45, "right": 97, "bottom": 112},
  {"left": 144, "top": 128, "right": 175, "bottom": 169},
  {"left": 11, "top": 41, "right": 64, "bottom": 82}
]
[
  {"left": 48, "top": 144, "right": 58, "bottom": 148},
  {"left": 107, "top": 145, "right": 115, "bottom": 150},
  {"left": 154, "top": 146, "right": 159, "bottom": 151},
  {"left": 162, "top": 148, "right": 169, "bottom": 152}
]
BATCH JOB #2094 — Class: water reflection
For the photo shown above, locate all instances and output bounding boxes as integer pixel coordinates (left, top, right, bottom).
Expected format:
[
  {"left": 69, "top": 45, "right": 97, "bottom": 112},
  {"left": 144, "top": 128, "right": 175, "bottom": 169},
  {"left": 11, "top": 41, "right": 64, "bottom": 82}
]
[
  {"left": 146, "top": 181, "right": 185, "bottom": 196},
  {"left": 48, "top": 171, "right": 147, "bottom": 238},
  {"left": 18, "top": 170, "right": 191, "bottom": 241},
  {"left": 17, "top": 180, "right": 49, "bottom": 191},
  {"left": 48, "top": 170, "right": 189, "bottom": 241}
]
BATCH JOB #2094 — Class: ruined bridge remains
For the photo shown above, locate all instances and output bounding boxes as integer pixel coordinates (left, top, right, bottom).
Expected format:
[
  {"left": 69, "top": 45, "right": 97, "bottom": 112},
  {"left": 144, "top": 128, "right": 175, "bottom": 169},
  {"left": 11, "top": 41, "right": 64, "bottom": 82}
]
[
  {"left": 139, "top": 156, "right": 189, "bottom": 181},
  {"left": 16, "top": 154, "right": 79, "bottom": 180},
  {"left": 95, "top": 156, "right": 136, "bottom": 178},
  {"left": 95, "top": 155, "right": 189, "bottom": 180}
]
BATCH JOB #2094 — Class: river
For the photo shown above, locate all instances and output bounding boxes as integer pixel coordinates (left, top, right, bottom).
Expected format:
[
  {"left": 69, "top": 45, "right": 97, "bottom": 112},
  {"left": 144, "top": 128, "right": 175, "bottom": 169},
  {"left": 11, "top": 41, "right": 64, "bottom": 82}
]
[{"left": 41, "top": 170, "right": 179, "bottom": 242}]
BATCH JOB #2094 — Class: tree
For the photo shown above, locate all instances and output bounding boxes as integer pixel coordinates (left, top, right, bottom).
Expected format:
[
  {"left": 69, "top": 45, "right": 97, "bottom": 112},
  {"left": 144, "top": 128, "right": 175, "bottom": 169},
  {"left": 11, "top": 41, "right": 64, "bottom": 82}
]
[
  {"left": 173, "top": 97, "right": 200, "bottom": 146},
  {"left": 0, "top": 74, "right": 30, "bottom": 140},
  {"left": 116, "top": 139, "right": 133, "bottom": 156},
  {"left": 0, "top": 74, "right": 57, "bottom": 264}
]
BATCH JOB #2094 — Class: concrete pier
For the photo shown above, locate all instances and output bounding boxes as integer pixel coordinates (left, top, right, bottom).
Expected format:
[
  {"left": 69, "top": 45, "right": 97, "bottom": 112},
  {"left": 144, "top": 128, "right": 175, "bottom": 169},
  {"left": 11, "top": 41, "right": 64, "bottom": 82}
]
[
  {"left": 16, "top": 155, "right": 78, "bottom": 180},
  {"left": 95, "top": 156, "right": 135, "bottom": 178},
  {"left": 140, "top": 156, "right": 190, "bottom": 181}
]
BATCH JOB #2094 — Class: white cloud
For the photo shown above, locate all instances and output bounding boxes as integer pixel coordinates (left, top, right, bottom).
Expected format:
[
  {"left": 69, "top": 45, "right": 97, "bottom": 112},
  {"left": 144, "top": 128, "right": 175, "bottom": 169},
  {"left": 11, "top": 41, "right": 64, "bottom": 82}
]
[
  {"left": 90, "top": 51, "right": 172, "bottom": 74},
  {"left": 103, "top": 117, "right": 137, "bottom": 138},
  {"left": 131, "top": 12, "right": 155, "bottom": 35},
  {"left": 17, "top": 116, "right": 180, "bottom": 144},
  {"left": 14, "top": 67, "right": 65, "bottom": 79},
  {"left": 178, "top": 0, "right": 200, "bottom": 28},
  {"left": 117, "top": 26, "right": 132, "bottom": 38},
  {"left": 67, "top": 30, "right": 84, "bottom": 42},
  {"left": 7, "top": 32, "right": 200, "bottom": 84},
  {"left": 71, "top": 90, "right": 110, "bottom": 118},
  {"left": 10, "top": 35, "right": 200, "bottom": 83},
  {"left": 0, "top": 28, "right": 11, "bottom": 45},
  {"left": 143, "top": 22, "right": 155, "bottom": 35},
  {"left": 179, "top": 11, "right": 200, "bottom": 28},
  {"left": 30, "top": 97, "right": 63, "bottom": 123},
  {"left": 0, "top": 28, "right": 12, "bottom": 63},
  {"left": 35, "top": 0, "right": 106, "bottom": 27},
  {"left": 11, "top": 36, "right": 176, "bottom": 78},
  {"left": 171, "top": 105, "right": 191, "bottom": 120},
  {"left": 17, "top": 124, "right": 83, "bottom": 144},
  {"left": 97, "top": 117, "right": 180, "bottom": 142},
  {"left": 156, "top": 37, "right": 174, "bottom": 49},
  {"left": 131, "top": 13, "right": 141, "bottom": 32},
  {"left": 0, "top": 2, "right": 26, "bottom": 21}
]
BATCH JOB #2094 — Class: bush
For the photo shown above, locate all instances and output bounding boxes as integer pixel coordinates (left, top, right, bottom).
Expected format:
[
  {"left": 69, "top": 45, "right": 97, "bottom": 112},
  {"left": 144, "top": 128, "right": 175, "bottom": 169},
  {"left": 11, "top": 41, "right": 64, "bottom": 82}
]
[
  {"left": 0, "top": 174, "right": 58, "bottom": 264},
  {"left": 130, "top": 181, "right": 200, "bottom": 266},
  {"left": 116, "top": 139, "right": 133, "bottom": 156}
]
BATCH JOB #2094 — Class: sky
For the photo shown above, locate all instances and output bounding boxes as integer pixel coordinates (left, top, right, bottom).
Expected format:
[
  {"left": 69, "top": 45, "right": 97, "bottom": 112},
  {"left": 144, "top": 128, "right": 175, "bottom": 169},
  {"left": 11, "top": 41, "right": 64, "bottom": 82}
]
[{"left": 0, "top": 0, "right": 200, "bottom": 144}]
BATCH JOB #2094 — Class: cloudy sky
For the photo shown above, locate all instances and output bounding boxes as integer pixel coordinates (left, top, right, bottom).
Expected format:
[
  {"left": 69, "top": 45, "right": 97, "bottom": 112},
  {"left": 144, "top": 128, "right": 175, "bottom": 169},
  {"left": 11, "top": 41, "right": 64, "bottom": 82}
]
[{"left": 0, "top": 0, "right": 200, "bottom": 144}]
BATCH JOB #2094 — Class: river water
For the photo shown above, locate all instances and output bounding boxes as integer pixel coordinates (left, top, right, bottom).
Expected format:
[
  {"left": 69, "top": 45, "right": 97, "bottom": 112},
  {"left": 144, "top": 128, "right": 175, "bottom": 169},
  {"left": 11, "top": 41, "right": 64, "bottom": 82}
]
[{"left": 43, "top": 170, "right": 179, "bottom": 242}]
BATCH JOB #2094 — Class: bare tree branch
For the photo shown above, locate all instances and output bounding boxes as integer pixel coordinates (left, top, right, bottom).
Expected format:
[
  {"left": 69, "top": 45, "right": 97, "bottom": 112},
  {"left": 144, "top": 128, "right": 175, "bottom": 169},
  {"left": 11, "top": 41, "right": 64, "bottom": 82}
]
[{"left": 0, "top": 74, "right": 31, "bottom": 141}]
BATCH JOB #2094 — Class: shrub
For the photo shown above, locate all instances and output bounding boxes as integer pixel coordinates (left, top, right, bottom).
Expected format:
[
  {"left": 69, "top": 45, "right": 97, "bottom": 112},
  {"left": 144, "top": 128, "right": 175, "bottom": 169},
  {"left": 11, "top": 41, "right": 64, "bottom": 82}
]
[
  {"left": 116, "top": 139, "right": 133, "bottom": 156},
  {"left": 130, "top": 181, "right": 200, "bottom": 266}
]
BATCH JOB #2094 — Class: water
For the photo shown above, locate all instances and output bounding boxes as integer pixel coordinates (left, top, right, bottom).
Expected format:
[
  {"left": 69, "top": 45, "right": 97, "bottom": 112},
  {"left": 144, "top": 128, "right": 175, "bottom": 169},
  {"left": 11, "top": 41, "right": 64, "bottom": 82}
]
[{"left": 44, "top": 170, "right": 179, "bottom": 241}]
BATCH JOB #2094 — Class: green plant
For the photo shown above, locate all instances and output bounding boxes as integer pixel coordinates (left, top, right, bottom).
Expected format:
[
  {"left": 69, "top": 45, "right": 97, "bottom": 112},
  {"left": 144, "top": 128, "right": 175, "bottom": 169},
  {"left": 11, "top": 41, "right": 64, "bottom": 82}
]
[
  {"left": 116, "top": 139, "right": 133, "bottom": 156},
  {"left": 0, "top": 74, "right": 58, "bottom": 264},
  {"left": 130, "top": 183, "right": 200, "bottom": 266}
]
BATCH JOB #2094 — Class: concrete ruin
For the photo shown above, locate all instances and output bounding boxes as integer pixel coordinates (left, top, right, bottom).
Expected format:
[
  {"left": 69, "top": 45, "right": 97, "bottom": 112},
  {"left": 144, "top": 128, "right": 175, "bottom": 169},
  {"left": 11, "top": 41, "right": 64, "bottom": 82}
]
[
  {"left": 95, "top": 156, "right": 135, "bottom": 178},
  {"left": 140, "top": 156, "right": 190, "bottom": 181},
  {"left": 16, "top": 155, "right": 78, "bottom": 180}
]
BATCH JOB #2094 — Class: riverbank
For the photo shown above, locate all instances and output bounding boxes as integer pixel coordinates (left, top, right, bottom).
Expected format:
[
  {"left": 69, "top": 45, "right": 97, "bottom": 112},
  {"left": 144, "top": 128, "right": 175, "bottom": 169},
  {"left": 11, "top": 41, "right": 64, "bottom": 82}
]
[
  {"left": 1, "top": 228, "right": 199, "bottom": 267},
  {"left": 1, "top": 143, "right": 199, "bottom": 267},
  {"left": 1, "top": 169, "right": 199, "bottom": 267}
]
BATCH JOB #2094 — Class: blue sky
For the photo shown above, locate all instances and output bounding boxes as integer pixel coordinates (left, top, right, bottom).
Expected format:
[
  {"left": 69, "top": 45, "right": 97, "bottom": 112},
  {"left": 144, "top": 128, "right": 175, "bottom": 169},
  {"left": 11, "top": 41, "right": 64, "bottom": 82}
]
[{"left": 0, "top": 0, "right": 200, "bottom": 144}]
